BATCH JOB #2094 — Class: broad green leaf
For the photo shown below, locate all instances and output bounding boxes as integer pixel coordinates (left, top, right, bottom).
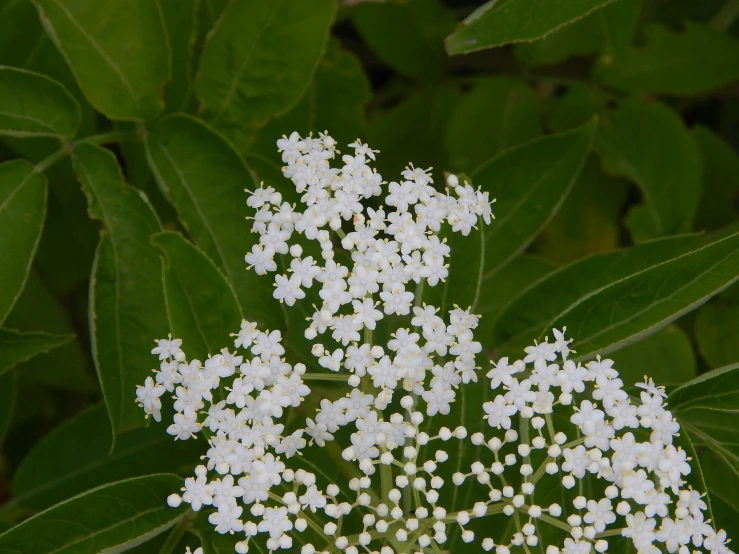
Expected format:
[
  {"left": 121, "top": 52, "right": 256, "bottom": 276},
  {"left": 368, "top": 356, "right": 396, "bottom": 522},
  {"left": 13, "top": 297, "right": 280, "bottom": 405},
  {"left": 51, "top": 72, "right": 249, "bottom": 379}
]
[
  {"left": 695, "top": 299, "right": 739, "bottom": 368},
  {"left": 445, "top": 0, "right": 616, "bottom": 54},
  {"left": 608, "top": 324, "right": 697, "bottom": 388},
  {"left": 670, "top": 363, "right": 739, "bottom": 481},
  {"left": 493, "top": 235, "right": 701, "bottom": 353},
  {"left": 470, "top": 119, "right": 596, "bottom": 281},
  {"left": 693, "top": 125, "right": 739, "bottom": 232},
  {"left": 73, "top": 143, "right": 168, "bottom": 435},
  {"left": 0, "top": 0, "right": 44, "bottom": 67},
  {"left": 595, "top": 22, "right": 739, "bottom": 95},
  {"left": 145, "top": 115, "right": 281, "bottom": 332},
  {"left": 514, "top": 14, "right": 600, "bottom": 67},
  {"left": 0, "top": 371, "right": 16, "bottom": 446},
  {"left": 596, "top": 99, "right": 701, "bottom": 241},
  {"left": 545, "top": 82, "right": 609, "bottom": 132},
  {"left": 533, "top": 157, "right": 629, "bottom": 264},
  {"left": 32, "top": 0, "right": 170, "bottom": 120},
  {"left": 695, "top": 448, "right": 739, "bottom": 540},
  {"left": 195, "top": 0, "right": 335, "bottom": 150},
  {"left": 10, "top": 404, "right": 201, "bottom": 511},
  {"left": 515, "top": 0, "right": 639, "bottom": 66},
  {"left": 248, "top": 39, "right": 371, "bottom": 165},
  {"left": 152, "top": 231, "right": 242, "bottom": 361},
  {"left": 476, "top": 255, "right": 556, "bottom": 350},
  {"left": 0, "top": 328, "right": 73, "bottom": 375},
  {"left": 4, "top": 272, "right": 96, "bottom": 392},
  {"left": 445, "top": 76, "right": 542, "bottom": 172},
  {"left": 160, "top": 0, "right": 199, "bottom": 112},
  {"left": 545, "top": 231, "right": 739, "bottom": 361},
  {"left": 351, "top": 0, "right": 455, "bottom": 80},
  {"left": 0, "top": 160, "right": 47, "bottom": 325},
  {"left": 368, "top": 85, "right": 460, "bottom": 181},
  {"left": 425, "top": 219, "right": 486, "bottom": 317},
  {"left": 0, "top": 474, "right": 186, "bottom": 553},
  {"left": 0, "top": 67, "right": 79, "bottom": 138}
]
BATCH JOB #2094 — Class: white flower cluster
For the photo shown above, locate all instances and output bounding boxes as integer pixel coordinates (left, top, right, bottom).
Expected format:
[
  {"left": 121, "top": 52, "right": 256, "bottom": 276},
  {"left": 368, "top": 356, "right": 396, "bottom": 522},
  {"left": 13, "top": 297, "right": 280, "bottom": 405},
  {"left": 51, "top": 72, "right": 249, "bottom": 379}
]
[{"left": 133, "top": 132, "right": 732, "bottom": 554}]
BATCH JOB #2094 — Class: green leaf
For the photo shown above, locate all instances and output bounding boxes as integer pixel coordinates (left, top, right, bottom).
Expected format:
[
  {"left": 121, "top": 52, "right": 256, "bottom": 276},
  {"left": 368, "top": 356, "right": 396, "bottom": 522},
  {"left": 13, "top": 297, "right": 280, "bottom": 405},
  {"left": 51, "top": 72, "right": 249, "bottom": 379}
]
[
  {"left": 0, "top": 371, "right": 17, "bottom": 447},
  {"left": 32, "top": 0, "right": 170, "bottom": 120},
  {"left": 73, "top": 143, "right": 168, "bottom": 436},
  {"left": 532, "top": 157, "right": 629, "bottom": 264},
  {"left": 695, "top": 448, "right": 739, "bottom": 540},
  {"left": 351, "top": 0, "right": 455, "bottom": 80},
  {"left": 595, "top": 22, "right": 739, "bottom": 95},
  {"left": 0, "top": 0, "right": 44, "bottom": 67},
  {"left": 544, "top": 231, "right": 739, "bottom": 361},
  {"left": 545, "top": 82, "right": 609, "bottom": 133},
  {"left": 159, "top": 0, "right": 199, "bottom": 112},
  {"left": 145, "top": 115, "right": 282, "bottom": 332},
  {"left": 513, "top": 14, "right": 600, "bottom": 67},
  {"left": 445, "top": 0, "right": 616, "bottom": 54},
  {"left": 0, "top": 160, "right": 47, "bottom": 326},
  {"left": 0, "top": 474, "right": 186, "bottom": 553},
  {"left": 368, "top": 84, "right": 461, "bottom": 184},
  {"left": 693, "top": 125, "right": 739, "bottom": 232},
  {"left": 0, "top": 328, "right": 73, "bottom": 375},
  {"left": 670, "top": 363, "right": 739, "bottom": 481},
  {"left": 152, "top": 231, "right": 242, "bottom": 361},
  {"left": 195, "top": 0, "right": 335, "bottom": 150},
  {"left": 3, "top": 272, "right": 96, "bottom": 392},
  {"left": 608, "top": 324, "right": 697, "bottom": 388},
  {"left": 493, "top": 235, "right": 702, "bottom": 354},
  {"left": 445, "top": 76, "right": 542, "bottom": 172},
  {"left": 695, "top": 299, "right": 739, "bottom": 368},
  {"left": 0, "top": 67, "right": 80, "bottom": 138},
  {"left": 470, "top": 119, "right": 596, "bottom": 281},
  {"left": 596, "top": 99, "right": 702, "bottom": 241},
  {"left": 248, "top": 38, "right": 371, "bottom": 165},
  {"left": 10, "top": 404, "right": 201, "bottom": 511}
]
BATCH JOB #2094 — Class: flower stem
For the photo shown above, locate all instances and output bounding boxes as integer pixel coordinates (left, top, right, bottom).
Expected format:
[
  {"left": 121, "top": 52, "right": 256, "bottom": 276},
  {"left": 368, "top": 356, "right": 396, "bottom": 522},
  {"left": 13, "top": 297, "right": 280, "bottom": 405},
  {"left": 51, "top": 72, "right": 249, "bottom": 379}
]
[{"left": 157, "top": 510, "right": 193, "bottom": 554}]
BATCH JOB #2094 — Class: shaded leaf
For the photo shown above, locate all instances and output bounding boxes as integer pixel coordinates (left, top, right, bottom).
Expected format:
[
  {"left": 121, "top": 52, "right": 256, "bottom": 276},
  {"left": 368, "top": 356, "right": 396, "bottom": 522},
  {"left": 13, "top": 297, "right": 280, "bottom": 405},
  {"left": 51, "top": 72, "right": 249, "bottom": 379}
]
[
  {"left": 368, "top": 85, "right": 460, "bottom": 179},
  {"left": 670, "top": 363, "right": 739, "bottom": 481},
  {"left": 195, "top": 0, "right": 335, "bottom": 150},
  {"left": 695, "top": 299, "right": 739, "bottom": 368},
  {"left": 0, "top": 67, "right": 79, "bottom": 138},
  {"left": 445, "top": 0, "right": 616, "bottom": 54},
  {"left": 595, "top": 22, "right": 739, "bottom": 95},
  {"left": 445, "top": 76, "right": 542, "bottom": 172},
  {"left": 693, "top": 125, "right": 739, "bottom": 232},
  {"left": 0, "top": 160, "right": 47, "bottom": 325},
  {"left": 0, "top": 0, "right": 44, "bottom": 67},
  {"left": 160, "top": 0, "right": 199, "bottom": 113},
  {"left": 608, "top": 324, "right": 697, "bottom": 388},
  {"left": 0, "top": 474, "right": 186, "bottom": 553},
  {"left": 695, "top": 448, "right": 739, "bottom": 540},
  {"left": 596, "top": 99, "right": 701, "bottom": 241},
  {"left": 0, "top": 328, "right": 73, "bottom": 375},
  {"left": 351, "top": 0, "right": 454, "bottom": 80},
  {"left": 145, "top": 114, "right": 281, "bottom": 331},
  {"left": 545, "top": 82, "right": 609, "bottom": 132},
  {"left": 73, "top": 143, "right": 168, "bottom": 435},
  {"left": 470, "top": 119, "right": 596, "bottom": 281},
  {"left": 493, "top": 235, "right": 701, "bottom": 354},
  {"left": 153, "top": 231, "right": 242, "bottom": 361},
  {"left": 3, "top": 272, "right": 96, "bottom": 392},
  {"left": 10, "top": 404, "right": 201, "bottom": 511},
  {"left": 514, "top": 14, "right": 600, "bottom": 67},
  {"left": 32, "top": 0, "right": 170, "bottom": 120},
  {"left": 0, "top": 371, "right": 16, "bottom": 447},
  {"left": 532, "top": 156, "right": 628, "bottom": 264},
  {"left": 248, "top": 39, "right": 371, "bottom": 165},
  {"left": 547, "top": 231, "right": 739, "bottom": 361}
]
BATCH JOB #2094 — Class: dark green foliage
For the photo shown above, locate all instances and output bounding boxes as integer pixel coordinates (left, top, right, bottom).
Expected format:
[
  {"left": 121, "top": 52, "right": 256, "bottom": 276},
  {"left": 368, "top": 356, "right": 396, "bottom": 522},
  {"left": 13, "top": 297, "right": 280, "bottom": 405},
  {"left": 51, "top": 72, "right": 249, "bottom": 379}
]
[{"left": 1, "top": 0, "right": 739, "bottom": 550}]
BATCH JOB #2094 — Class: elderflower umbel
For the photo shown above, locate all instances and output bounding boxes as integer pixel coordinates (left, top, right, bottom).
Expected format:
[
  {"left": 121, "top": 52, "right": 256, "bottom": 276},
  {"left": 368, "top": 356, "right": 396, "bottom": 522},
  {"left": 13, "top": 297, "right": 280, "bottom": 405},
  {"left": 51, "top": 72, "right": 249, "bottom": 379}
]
[{"left": 134, "top": 132, "right": 732, "bottom": 554}]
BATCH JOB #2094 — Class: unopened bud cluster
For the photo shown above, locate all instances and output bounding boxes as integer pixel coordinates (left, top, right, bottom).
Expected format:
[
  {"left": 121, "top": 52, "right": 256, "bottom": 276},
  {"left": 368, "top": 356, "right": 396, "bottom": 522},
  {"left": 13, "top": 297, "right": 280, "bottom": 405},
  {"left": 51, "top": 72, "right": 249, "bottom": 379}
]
[{"left": 135, "top": 132, "right": 732, "bottom": 554}]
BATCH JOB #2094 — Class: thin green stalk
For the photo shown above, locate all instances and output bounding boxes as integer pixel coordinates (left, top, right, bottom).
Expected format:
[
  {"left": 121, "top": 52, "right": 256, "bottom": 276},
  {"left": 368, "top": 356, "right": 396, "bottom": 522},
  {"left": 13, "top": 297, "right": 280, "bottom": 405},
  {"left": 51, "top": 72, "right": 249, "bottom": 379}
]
[
  {"left": 31, "top": 130, "right": 142, "bottom": 175},
  {"left": 158, "top": 510, "right": 194, "bottom": 554}
]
